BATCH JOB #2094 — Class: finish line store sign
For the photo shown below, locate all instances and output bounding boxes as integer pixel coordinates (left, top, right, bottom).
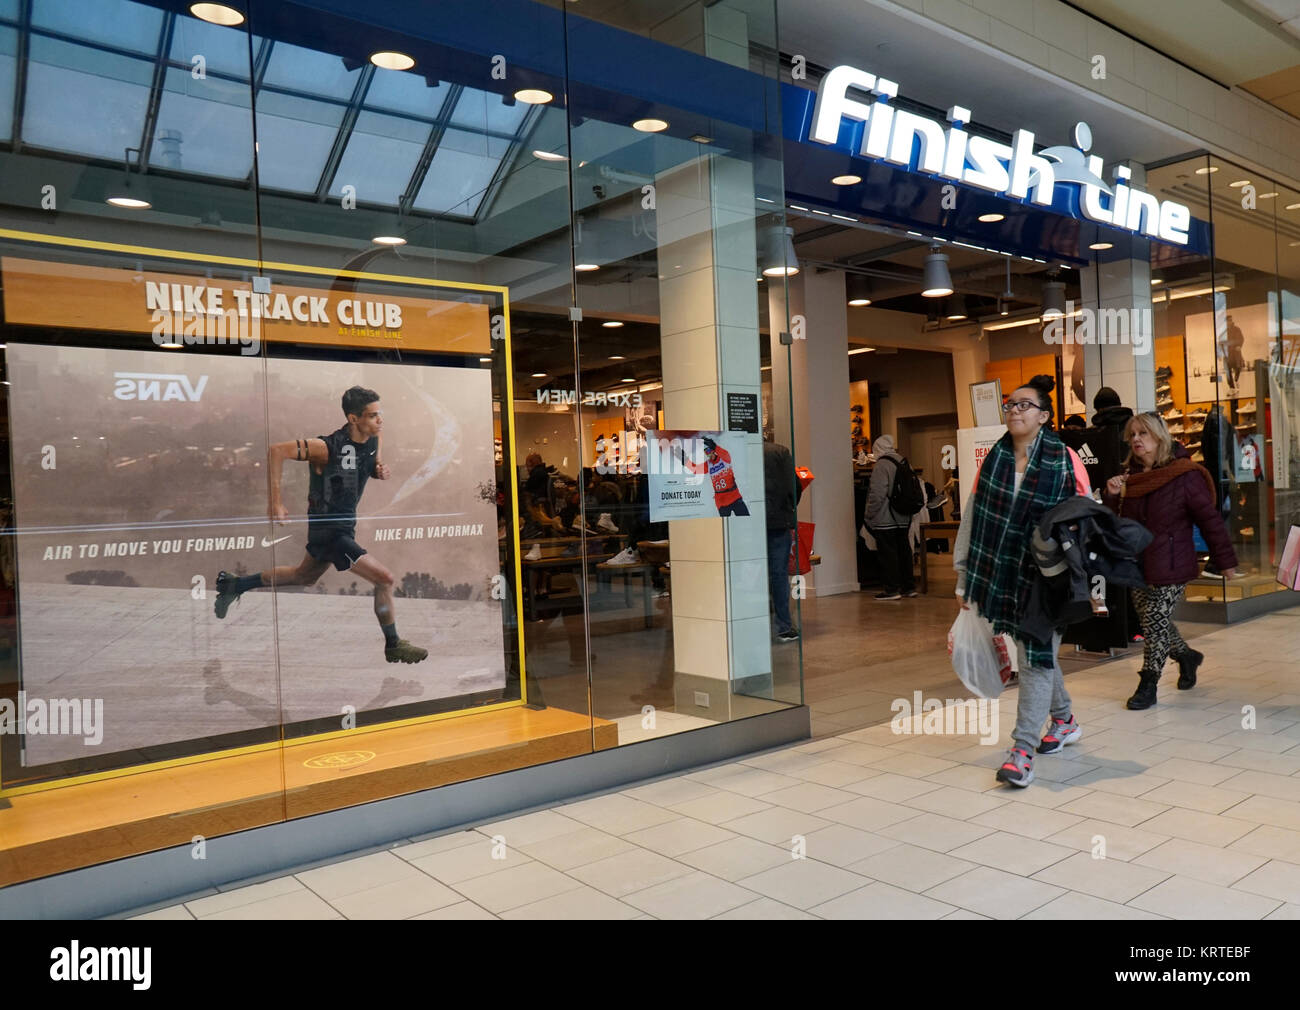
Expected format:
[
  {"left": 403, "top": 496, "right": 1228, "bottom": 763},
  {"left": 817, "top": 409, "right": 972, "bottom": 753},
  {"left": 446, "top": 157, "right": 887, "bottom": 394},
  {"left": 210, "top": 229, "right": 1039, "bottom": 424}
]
[{"left": 805, "top": 64, "right": 1192, "bottom": 246}]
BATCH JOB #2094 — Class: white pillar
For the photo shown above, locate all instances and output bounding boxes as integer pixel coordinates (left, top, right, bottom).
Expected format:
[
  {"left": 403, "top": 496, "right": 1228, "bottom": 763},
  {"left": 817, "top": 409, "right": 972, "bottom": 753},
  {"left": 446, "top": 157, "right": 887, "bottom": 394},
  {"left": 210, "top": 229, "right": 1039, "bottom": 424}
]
[
  {"left": 658, "top": 151, "right": 769, "bottom": 712},
  {"left": 1081, "top": 162, "right": 1156, "bottom": 416}
]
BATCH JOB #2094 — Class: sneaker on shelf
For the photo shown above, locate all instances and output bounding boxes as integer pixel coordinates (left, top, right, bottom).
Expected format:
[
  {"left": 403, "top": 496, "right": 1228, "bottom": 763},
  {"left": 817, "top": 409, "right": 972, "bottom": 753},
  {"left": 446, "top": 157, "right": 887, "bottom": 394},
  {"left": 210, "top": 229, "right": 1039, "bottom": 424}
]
[
  {"left": 525, "top": 543, "right": 542, "bottom": 561},
  {"left": 596, "top": 513, "right": 619, "bottom": 533},
  {"left": 570, "top": 517, "right": 588, "bottom": 534},
  {"left": 562, "top": 542, "right": 580, "bottom": 557},
  {"left": 777, "top": 628, "right": 800, "bottom": 642},
  {"left": 874, "top": 591, "right": 902, "bottom": 601},
  {"left": 996, "top": 747, "right": 1035, "bottom": 787},
  {"left": 901, "top": 590, "right": 919, "bottom": 598},
  {"left": 606, "top": 547, "right": 640, "bottom": 566},
  {"left": 1037, "top": 714, "right": 1082, "bottom": 754},
  {"left": 655, "top": 589, "right": 671, "bottom": 599}
]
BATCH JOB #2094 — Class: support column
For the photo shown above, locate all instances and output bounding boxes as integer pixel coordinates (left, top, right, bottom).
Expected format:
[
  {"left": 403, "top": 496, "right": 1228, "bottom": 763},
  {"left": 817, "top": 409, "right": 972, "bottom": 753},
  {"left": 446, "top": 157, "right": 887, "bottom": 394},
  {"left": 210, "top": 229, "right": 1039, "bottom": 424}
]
[
  {"left": 769, "top": 270, "right": 856, "bottom": 596},
  {"left": 1081, "top": 162, "right": 1156, "bottom": 416},
  {"left": 657, "top": 154, "right": 768, "bottom": 714}
]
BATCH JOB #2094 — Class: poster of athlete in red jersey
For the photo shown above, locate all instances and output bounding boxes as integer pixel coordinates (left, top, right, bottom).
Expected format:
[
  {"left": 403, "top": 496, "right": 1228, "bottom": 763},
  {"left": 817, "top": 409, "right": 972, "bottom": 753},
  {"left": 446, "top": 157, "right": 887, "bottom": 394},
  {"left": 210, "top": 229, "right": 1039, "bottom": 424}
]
[{"left": 645, "top": 430, "right": 752, "bottom": 520}]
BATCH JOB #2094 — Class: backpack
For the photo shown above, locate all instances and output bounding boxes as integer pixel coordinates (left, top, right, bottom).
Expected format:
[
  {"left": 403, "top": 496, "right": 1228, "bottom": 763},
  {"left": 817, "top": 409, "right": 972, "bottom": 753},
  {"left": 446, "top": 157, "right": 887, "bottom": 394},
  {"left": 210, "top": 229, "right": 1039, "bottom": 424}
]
[{"left": 886, "top": 456, "right": 926, "bottom": 517}]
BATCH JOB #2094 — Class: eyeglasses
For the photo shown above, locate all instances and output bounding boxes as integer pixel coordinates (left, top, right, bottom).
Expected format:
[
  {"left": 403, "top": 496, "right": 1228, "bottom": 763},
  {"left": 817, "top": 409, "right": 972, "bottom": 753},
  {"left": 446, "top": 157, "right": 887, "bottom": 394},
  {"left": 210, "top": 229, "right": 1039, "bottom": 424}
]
[{"left": 1003, "top": 399, "right": 1046, "bottom": 415}]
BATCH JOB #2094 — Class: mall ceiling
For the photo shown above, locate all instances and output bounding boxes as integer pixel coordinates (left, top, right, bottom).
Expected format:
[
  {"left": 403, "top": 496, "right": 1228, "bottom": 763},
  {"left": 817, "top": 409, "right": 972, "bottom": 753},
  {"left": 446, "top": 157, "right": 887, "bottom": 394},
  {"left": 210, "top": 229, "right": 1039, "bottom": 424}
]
[
  {"left": 788, "top": 212, "right": 1068, "bottom": 322},
  {"left": 1070, "top": 0, "right": 1300, "bottom": 117},
  {"left": 780, "top": 0, "right": 1300, "bottom": 168}
]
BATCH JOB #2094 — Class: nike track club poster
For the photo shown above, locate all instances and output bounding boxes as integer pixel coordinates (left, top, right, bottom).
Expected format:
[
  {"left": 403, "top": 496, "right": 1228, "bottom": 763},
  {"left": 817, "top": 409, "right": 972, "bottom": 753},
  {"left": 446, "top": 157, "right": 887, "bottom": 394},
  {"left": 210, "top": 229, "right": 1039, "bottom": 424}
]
[{"left": 6, "top": 343, "right": 508, "bottom": 769}]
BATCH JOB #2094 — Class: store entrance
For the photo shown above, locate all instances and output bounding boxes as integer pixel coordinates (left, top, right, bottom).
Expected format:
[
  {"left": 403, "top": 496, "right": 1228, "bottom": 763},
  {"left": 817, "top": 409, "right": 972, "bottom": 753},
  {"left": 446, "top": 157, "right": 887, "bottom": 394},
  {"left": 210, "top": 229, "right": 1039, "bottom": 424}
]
[{"left": 776, "top": 213, "right": 1085, "bottom": 719}]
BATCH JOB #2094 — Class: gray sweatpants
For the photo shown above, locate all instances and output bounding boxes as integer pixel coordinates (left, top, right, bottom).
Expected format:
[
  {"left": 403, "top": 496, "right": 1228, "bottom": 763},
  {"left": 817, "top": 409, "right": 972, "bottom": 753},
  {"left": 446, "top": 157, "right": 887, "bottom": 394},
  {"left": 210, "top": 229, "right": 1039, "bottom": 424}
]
[{"left": 1011, "top": 632, "right": 1070, "bottom": 752}]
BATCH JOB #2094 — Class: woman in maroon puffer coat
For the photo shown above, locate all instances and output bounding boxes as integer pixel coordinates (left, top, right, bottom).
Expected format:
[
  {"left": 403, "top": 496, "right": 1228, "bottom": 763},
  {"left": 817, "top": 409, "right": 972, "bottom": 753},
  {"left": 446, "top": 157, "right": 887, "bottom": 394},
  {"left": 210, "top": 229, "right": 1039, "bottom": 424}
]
[{"left": 1102, "top": 412, "right": 1237, "bottom": 710}]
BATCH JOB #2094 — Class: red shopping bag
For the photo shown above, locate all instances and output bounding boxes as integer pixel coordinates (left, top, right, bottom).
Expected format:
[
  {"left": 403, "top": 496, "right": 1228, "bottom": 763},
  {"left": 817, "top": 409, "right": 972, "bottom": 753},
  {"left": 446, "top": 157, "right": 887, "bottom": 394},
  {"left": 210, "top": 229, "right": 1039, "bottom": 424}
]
[
  {"left": 788, "top": 521, "right": 815, "bottom": 576},
  {"left": 795, "top": 466, "right": 816, "bottom": 492}
]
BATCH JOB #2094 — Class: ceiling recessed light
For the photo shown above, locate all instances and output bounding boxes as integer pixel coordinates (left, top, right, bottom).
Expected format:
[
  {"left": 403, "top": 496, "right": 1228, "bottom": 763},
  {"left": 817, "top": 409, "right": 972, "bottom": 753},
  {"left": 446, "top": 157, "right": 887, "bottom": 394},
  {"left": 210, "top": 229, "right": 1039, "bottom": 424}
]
[
  {"left": 946, "top": 313, "right": 967, "bottom": 321},
  {"left": 978, "top": 213, "right": 1004, "bottom": 223},
  {"left": 370, "top": 51, "right": 415, "bottom": 71},
  {"left": 532, "top": 150, "right": 568, "bottom": 162},
  {"left": 514, "top": 88, "right": 553, "bottom": 105},
  {"left": 479, "top": 357, "right": 492, "bottom": 362},
  {"left": 1259, "top": 192, "right": 1278, "bottom": 199},
  {"left": 1291, "top": 240, "right": 1300, "bottom": 247},
  {"left": 602, "top": 321, "right": 624, "bottom": 328},
  {"left": 608, "top": 355, "right": 625, "bottom": 360},
  {"left": 848, "top": 298, "right": 871, "bottom": 306},
  {"left": 632, "top": 118, "right": 669, "bottom": 133},
  {"left": 189, "top": 2, "right": 244, "bottom": 25},
  {"left": 620, "top": 377, "right": 636, "bottom": 383},
  {"left": 531, "top": 372, "right": 547, "bottom": 378},
  {"left": 831, "top": 174, "right": 861, "bottom": 186},
  {"left": 1286, "top": 202, "right": 1300, "bottom": 210},
  {"left": 107, "top": 196, "right": 151, "bottom": 209},
  {"left": 689, "top": 134, "right": 713, "bottom": 144},
  {"left": 574, "top": 263, "right": 599, "bottom": 272},
  {"left": 371, "top": 235, "right": 406, "bottom": 246},
  {"left": 1089, "top": 242, "right": 1113, "bottom": 250},
  {"left": 1151, "top": 278, "right": 1163, "bottom": 285},
  {"left": 1195, "top": 166, "right": 1218, "bottom": 175},
  {"left": 158, "top": 341, "right": 183, "bottom": 349},
  {"left": 1229, "top": 179, "right": 1251, "bottom": 188}
]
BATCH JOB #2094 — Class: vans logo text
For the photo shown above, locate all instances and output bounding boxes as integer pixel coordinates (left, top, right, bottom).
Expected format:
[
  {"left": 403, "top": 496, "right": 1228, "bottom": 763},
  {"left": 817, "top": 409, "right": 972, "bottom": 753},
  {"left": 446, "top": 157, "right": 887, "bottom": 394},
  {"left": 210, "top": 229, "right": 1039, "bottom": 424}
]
[{"left": 113, "top": 372, "right": 208, "bottom": 402}]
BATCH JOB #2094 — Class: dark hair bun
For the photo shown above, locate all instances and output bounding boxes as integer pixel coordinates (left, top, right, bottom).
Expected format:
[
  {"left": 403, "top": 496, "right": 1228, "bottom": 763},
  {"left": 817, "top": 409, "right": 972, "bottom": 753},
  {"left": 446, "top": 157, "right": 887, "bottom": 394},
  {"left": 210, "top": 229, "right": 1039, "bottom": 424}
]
[{"left": 1026, "top": 374, "right": 1055, "bottom": 395}]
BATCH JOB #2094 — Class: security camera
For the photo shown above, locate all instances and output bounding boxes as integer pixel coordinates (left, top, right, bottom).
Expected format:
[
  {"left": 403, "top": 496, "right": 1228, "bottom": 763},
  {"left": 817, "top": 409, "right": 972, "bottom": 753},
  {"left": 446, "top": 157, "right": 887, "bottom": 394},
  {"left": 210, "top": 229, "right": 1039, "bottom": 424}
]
[{"left": 593, "top": 184, "right": 606, "bottom": 200}]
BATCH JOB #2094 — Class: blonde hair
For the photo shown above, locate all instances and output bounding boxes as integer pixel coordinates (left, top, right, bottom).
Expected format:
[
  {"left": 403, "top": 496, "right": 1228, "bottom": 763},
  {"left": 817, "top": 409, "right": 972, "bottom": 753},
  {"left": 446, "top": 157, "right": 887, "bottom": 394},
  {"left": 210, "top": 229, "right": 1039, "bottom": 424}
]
[{"left": 1123, "top": 412, "right": 1174, "bottom": 468}]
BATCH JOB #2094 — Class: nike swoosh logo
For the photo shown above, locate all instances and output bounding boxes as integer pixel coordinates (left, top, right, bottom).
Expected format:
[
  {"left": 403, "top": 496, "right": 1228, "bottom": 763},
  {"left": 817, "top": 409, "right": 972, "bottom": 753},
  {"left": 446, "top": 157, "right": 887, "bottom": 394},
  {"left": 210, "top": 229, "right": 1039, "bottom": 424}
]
[{"left": 261, "top": 536, "right": 292, "bottom": 547}]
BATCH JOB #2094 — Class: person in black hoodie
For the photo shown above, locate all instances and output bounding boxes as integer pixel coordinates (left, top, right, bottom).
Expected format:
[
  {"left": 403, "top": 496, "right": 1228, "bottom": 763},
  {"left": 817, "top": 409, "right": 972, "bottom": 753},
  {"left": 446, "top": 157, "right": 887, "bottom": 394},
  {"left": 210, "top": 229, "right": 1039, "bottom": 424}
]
[
  {"left": 763, "top": 439, "right": 802, "bottom": 641},
  {"left": 1092, "top": 387, "right": 1134, "bottom": 460},
  {"left": 1064, "top": 386, "right": 1134, "bottom": 493}
]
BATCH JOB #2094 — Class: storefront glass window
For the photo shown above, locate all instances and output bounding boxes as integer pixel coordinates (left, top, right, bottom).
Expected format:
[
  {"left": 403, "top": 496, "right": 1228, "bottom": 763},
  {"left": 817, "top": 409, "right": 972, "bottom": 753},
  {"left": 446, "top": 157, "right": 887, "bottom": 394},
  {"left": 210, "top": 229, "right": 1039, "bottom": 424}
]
[
  {"left": 0, "top": 0, "right": 801, "bottom": 888},
  {"left": 1148, "top": 153, "right": 1298, "bottom": 607}
]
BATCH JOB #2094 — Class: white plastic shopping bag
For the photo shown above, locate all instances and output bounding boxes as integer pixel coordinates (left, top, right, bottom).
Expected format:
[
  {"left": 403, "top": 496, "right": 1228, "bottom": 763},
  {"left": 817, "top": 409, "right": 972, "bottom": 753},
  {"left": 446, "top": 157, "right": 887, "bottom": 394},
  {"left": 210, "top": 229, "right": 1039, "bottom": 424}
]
[{"left": 947, "top": 605, "right": 1014, "bottom": 698}]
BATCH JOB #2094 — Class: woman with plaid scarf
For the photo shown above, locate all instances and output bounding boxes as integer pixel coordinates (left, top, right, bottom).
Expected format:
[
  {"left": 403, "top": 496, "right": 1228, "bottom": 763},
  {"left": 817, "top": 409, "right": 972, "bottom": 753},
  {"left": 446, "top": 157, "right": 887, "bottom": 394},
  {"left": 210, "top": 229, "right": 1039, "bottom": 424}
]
[{"left": 954, "top": 375, "right": 1092, "bottom": 787}]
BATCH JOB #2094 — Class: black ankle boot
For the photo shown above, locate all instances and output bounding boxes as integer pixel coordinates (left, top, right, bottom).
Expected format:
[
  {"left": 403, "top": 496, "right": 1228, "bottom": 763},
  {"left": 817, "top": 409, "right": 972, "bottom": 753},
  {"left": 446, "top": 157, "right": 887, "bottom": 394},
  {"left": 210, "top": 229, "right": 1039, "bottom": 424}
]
[
  {"left": 1177, "top": 649, "right": 1204, "bottom": 690},
  {"left": 1127, "top": 670, "right": 1160, "bottom": 710}
]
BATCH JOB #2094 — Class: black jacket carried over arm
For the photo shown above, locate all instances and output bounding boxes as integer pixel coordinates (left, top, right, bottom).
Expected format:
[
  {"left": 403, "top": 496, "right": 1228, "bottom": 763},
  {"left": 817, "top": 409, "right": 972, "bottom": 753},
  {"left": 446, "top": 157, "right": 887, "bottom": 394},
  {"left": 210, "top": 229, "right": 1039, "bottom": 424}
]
[{"left": 1020, "top": 496, "right": 1153, "bottom": 646}]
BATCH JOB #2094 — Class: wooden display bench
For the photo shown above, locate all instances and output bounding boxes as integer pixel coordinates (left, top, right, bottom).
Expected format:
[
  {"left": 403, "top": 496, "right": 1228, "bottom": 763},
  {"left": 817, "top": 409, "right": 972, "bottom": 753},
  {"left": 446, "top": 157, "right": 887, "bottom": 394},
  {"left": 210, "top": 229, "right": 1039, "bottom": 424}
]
[
  {"left": 1184, "top": 573, "right": 1286, "bottom": 603},
  {"left": 0, "top": 705, "right": 617, "bottom": 888}
]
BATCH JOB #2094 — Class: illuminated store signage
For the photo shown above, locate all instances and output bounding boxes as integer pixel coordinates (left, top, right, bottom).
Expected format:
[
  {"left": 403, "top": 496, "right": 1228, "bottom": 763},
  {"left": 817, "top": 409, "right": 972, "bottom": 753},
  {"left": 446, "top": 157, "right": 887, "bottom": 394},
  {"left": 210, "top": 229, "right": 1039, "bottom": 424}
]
[{"left": 809, "top": 65, "right": 1191, "bottom": 245}]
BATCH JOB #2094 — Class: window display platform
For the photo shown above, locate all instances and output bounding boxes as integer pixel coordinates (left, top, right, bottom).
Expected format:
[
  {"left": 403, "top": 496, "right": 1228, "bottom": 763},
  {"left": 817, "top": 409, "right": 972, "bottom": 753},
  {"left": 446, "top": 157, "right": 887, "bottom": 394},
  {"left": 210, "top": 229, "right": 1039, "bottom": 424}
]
[
  {"left": 0, "top": 706, "right": 616, "bottom": 888},
  {"left": 1184, "top": 573, "right": 1289, "bottom": 602}
]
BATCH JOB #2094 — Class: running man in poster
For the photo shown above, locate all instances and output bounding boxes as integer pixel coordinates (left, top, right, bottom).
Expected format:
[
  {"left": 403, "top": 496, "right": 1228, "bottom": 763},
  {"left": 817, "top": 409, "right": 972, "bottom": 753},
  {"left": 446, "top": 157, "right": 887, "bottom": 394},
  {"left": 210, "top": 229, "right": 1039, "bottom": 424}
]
[
  {"left": 212, "top": 385, "right": 429, "bottom": 663},
  {"left": 677, "top": 436, "right": 750, "bottom": 516}
]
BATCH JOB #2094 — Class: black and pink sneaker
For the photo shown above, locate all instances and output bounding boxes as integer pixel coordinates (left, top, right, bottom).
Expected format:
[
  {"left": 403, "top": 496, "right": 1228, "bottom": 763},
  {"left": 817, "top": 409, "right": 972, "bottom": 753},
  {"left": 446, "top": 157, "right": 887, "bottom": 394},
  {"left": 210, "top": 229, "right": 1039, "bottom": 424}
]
[
  {"left": 996, "top": 747, "right": 1034, "bottom": 787},
  {"left": 1037, "top": 714, "right": 1082, "bottom": 755}
]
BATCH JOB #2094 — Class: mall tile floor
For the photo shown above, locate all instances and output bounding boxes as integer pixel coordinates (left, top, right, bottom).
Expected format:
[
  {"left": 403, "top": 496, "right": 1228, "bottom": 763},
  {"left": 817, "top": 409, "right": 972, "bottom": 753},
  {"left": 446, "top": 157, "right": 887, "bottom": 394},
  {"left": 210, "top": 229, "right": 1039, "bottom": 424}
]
[{"left": 116, "top": 601, "right": 1300, "bottom": 921}]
